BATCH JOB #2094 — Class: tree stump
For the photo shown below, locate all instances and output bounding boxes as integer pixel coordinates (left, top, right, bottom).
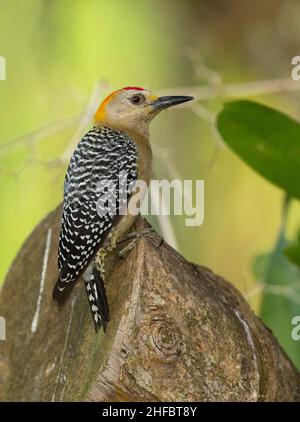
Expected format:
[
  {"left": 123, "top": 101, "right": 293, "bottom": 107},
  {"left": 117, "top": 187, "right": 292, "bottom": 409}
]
[{"left": 0, "top": 206, "right": 299, "bottom": 401}]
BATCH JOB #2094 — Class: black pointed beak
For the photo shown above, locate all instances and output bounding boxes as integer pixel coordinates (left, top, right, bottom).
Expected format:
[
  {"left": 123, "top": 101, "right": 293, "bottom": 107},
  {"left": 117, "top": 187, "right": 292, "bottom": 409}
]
[{"left": 152, "top": 95, "right": 194, "bottom": 111}]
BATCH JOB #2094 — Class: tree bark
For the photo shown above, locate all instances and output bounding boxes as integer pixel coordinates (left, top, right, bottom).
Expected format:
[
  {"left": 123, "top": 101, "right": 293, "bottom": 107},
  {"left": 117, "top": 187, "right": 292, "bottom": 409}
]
[{"left": 0, "top": 206, "right": 299, "bottom": 402}]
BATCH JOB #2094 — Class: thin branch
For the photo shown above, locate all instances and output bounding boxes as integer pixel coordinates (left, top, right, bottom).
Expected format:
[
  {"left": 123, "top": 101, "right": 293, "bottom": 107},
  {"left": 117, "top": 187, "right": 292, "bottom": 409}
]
[
  {"left": 0, "top": 114, "right": 82, "bottom": 157},
  {"left": 149, "top": 184, "right": 179, "bottom": 250},
  {"left": 186, "top": 47, "right": 222, "bottom": 85},
  {"left": 157, "top": 77, "right": 300, "bottom": 101},
  {"left": 189, "top": 103, "right": 215, "bottom": 123},
  {"left": 60, "top": 81, "right": 108, "bottom": 163},
  {"left": 2, "top": 77, "right": 299, "bottom": 160},
  {"left": 245, "top": 281, "right": 300, "bottom": 306}
]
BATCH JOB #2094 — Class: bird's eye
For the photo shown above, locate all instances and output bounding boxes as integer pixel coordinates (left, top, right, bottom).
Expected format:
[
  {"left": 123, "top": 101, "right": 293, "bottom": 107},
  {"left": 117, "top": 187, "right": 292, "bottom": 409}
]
[{"left": 130, "top": 94, "right": 145, "bottom": 105}]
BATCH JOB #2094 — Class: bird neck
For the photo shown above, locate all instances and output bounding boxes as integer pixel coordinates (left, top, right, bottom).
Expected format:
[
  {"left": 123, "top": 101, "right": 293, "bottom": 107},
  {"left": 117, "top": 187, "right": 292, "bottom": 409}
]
[
  {"left": 126, "top": 129, "right": 152, "bottom": 184},
  {"left": 95, "top": 117, "right": 150, "bottom": 140}
]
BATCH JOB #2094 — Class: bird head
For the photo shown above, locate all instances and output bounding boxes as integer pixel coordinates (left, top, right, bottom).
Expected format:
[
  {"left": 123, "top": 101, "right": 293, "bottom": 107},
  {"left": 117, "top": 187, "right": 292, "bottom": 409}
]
[{"left": 94, "top": 87, "right": 193, "bottom": 138}]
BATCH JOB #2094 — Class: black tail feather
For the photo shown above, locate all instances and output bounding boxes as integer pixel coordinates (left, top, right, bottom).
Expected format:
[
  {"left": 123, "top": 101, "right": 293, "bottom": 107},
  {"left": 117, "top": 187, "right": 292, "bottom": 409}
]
[
  {"left": 84, "top": 266, "right": 110, "bottom": 333},
  {"left": 52, "top": 278, "right": 75, "bottom": 307}
]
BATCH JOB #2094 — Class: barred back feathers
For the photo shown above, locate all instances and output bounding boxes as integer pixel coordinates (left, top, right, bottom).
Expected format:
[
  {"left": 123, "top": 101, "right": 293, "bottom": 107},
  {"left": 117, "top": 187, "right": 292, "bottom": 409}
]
[{"left": 53, "top": 126, "right": 138, "bottom": 304}]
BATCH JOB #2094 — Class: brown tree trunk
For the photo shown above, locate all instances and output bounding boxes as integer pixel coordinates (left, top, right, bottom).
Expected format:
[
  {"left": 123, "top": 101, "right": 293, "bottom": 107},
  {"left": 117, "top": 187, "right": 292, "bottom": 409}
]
[{"left": 0, "top": 206, "right": 299, "bottom": 401}]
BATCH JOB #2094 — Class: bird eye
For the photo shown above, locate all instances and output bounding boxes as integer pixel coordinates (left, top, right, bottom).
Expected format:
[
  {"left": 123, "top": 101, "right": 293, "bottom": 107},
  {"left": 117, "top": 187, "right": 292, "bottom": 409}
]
[{"left": 130, "top": 94, "right": 145, "bottom": 105}]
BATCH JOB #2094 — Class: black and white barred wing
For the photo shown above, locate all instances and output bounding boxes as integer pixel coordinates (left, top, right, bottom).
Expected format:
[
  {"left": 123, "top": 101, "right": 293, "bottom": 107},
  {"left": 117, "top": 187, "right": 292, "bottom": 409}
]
[{"left": 53, "top": 127, "right": 138, "bottom": 304}]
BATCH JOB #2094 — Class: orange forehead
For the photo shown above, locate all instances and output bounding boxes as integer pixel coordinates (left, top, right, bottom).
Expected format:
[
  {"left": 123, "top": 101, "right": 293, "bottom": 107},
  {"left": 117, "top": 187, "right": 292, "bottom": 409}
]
[
  {"left": 94, "top": 90, "right": 118, "bottom": 122},
  {"left": 94, "top": 87, "right": 150, "bottom": 122},
  {"left": 99, "top": 90, "right": 118, "bottom": 110}
]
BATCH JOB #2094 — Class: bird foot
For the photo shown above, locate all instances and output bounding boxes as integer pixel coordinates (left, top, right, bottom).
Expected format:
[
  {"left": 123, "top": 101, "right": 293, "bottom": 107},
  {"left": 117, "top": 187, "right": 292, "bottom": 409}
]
[
  {"left": 95, "top": 247, "right": 107, "bottom": 279},
  {"left": 117, "top": 227, "right": 163, "bottom": 259}
]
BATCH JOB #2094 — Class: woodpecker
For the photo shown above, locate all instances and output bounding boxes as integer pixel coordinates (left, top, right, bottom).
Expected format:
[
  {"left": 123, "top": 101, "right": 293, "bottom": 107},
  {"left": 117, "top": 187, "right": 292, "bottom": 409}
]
[{"left": 53, "top": 87, "right": 193, "bottom": 332}]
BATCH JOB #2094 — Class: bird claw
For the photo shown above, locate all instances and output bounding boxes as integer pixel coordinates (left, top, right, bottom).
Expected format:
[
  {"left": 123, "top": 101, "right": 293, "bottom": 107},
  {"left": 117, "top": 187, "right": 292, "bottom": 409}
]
[
  {"left": 117, "top": 228, "right": 163, "bottom": 259},
  {"left": 95, "top": 247, "right": 107, "bottom": 280}
]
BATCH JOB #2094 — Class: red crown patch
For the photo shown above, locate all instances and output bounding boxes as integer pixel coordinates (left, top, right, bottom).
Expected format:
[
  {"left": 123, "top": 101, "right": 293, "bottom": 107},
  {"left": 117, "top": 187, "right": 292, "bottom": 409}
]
[{"left": 122, "top": 86, "right": 145, "bottom": 91}]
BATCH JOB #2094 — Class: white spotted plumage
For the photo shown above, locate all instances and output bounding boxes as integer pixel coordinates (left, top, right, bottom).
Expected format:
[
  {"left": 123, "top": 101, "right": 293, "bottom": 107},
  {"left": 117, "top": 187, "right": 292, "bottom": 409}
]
[{"left": 53, "top": 126, "right": 137, "bottom": 309}]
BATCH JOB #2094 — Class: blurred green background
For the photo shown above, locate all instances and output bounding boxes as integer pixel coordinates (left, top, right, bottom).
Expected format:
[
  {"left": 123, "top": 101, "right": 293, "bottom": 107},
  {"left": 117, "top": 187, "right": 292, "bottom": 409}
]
[{"left": 1, "top": 0, "right": 300, "bottom": 367}]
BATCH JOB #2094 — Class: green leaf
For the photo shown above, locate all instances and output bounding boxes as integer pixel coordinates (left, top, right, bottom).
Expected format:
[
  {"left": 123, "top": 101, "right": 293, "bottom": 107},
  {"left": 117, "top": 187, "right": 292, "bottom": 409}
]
[
  {"left": 284, "top": 229, "right": 300, "bottom": 269},
  {"left": 217, "top": 100, "right": 300, "bottom": 199},
  {"left": 252, "top": 239, "right": 300, "bottom": 370}
]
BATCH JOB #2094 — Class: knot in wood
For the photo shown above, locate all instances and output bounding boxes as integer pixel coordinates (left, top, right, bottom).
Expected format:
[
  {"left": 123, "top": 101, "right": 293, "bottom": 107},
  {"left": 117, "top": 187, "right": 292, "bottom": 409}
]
[{"left": 150, "top": 318, "right": 182, "bottom": 362}]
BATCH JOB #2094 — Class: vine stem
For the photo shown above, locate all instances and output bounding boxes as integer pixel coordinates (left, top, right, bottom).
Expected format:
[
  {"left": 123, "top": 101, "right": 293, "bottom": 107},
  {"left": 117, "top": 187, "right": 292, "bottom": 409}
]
[{"left": 259, "top": 194, "right": 291, "bottom": 309}]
